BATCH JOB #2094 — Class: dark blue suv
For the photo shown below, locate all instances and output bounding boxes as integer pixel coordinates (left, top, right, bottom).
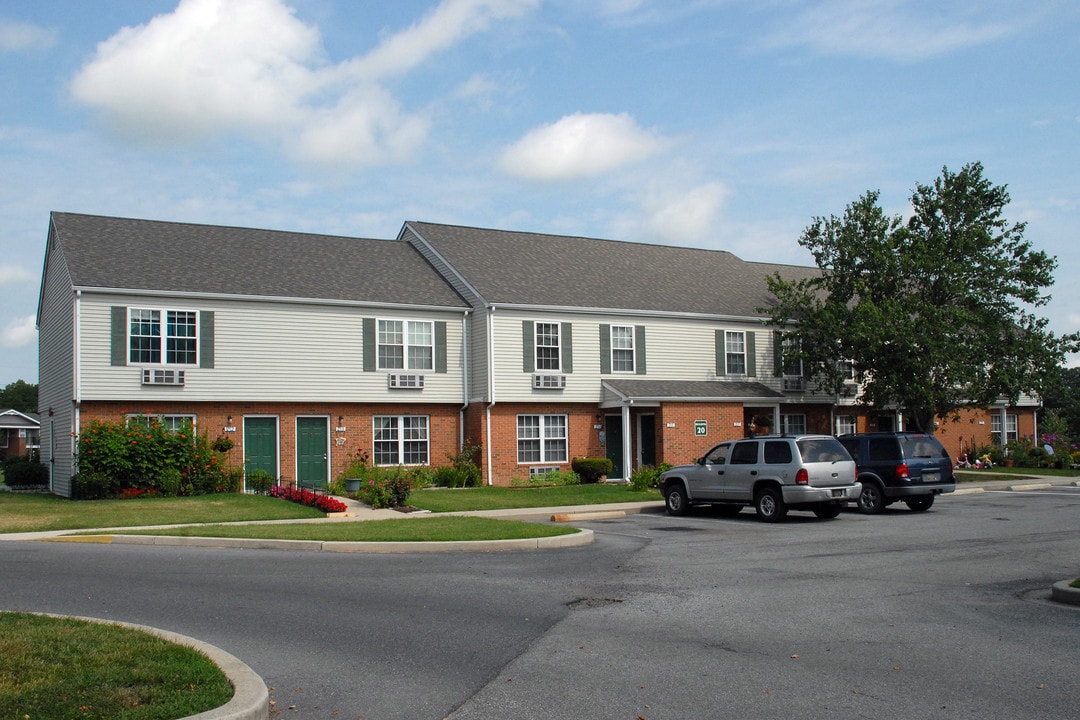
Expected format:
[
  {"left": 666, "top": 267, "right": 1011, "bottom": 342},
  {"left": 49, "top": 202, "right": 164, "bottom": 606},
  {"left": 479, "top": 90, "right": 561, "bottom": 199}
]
[{"left": 837, "top": 432, "right": 955, "bottom": 513}]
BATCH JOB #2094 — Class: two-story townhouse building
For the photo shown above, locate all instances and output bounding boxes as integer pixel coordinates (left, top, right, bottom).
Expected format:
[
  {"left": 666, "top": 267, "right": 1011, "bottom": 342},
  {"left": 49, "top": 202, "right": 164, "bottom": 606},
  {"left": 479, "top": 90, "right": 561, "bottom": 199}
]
[
  {"left": 402, "top": 222, "right": 848, "bottom": 484},
  {"left": 37, "top": 212, "right": 471, "bottom": 496},
  {"left": 37, "top": 213, "right": 1038, "bottom": 494},
  {"left": 0, "top": 409, "right": 40, "bottom": 460}
]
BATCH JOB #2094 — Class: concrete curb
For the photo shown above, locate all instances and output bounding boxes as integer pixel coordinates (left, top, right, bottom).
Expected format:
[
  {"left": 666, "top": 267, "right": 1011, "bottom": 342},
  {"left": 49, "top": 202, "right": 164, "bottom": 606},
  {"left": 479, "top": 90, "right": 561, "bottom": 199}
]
[
  {"left": 45, "top": 528, "right": 595, "bottom": 553},
  {"left": 35, "top": 613, "right": 268, "bottom": 720},
  {"left": 1050, "top": 580, "right": 1080, "bottom": 607}
]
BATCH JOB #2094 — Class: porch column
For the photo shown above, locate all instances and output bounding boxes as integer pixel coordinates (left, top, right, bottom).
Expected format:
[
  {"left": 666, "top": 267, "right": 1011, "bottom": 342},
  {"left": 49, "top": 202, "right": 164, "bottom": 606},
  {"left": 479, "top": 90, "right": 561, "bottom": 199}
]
[{"left": 621, "top": 405, "right": 632, "bottom": 481}]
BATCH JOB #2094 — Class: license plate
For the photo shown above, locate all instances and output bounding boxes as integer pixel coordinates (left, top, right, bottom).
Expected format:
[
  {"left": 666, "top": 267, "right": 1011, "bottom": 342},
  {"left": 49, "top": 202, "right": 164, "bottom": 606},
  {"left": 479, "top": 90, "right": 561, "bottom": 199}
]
[
  {"left": 923, "top": 472, "right": 939, "bottom": 484},
  {"left": 831, "top": 489, "right": 844, "bottom": 498}
]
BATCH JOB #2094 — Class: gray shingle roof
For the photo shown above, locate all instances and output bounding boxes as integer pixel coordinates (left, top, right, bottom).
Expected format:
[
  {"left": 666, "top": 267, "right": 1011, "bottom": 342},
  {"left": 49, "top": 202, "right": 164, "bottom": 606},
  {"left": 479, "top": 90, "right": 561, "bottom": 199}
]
[
  {"left": 405, "top": 221, "right": 819, "bottom": 317},
  {"left": 49, "top": 212, "right": 469, "bottom": 308},
  {"left": 603, "top": 379, "right": 784, "bottom": 401}
]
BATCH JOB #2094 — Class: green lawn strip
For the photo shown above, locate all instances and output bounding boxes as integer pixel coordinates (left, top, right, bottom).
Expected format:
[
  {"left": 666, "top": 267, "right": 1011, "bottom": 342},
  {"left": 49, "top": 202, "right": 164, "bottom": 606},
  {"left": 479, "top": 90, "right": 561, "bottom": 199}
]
[
  {"left": 408, "top": 484, "right": 662, "bottom": 512},
  {"left": 105, "top": 516, "right": 578, "bottom": 542},
  {"left": 0, "top": 493, "right": 322, "bottom": 534},
  {"left": 954, "top": 467, "right": 1080, "bottom": 483},
  {"left": 0, "top": 612, "right": 233, "bottom": 720}
]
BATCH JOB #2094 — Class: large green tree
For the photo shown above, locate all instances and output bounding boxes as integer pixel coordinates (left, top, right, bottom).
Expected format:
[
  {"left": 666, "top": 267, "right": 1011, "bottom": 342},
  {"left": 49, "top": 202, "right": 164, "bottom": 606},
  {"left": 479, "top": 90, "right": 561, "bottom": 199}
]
[
  {"left": 763, "top": 162, "right": 1078, "bottom": 433},
  {"left": 0, "top": 380, "right": 38, "bottom": 415}
]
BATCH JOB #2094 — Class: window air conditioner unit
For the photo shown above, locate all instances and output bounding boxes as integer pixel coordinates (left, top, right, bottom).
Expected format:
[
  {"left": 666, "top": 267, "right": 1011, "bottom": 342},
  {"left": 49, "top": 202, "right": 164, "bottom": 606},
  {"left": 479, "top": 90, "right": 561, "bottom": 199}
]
[
  {"left": 782, "top": 377, "right": 805, "bottom": 391},
  {"left": 532, "top": 374, "right": 566, "bottom": 389},
  {"left": 388, "top": 373, "right": 425, "bottom": 389},
  {"left": 142, "top": 368, "right": 185, "bottom": 386}
]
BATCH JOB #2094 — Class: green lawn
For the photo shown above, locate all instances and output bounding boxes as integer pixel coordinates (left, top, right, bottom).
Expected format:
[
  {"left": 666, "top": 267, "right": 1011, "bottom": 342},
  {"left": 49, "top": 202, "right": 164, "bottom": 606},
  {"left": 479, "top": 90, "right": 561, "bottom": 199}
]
[
  {"left": 107, "top": 515, "right": 577, "bottom": 542},
  {"left": 408, "top": 484, "right": 661, "bottom": 512},
  {"left": 0, "top": 612, "right": 233, "bottom": 720},
  {"left": 954, "top": 466, "right": 1080, "bottom": 483},
  {"left": 0, "top": 493, "right": 322, "bottom": 534}
]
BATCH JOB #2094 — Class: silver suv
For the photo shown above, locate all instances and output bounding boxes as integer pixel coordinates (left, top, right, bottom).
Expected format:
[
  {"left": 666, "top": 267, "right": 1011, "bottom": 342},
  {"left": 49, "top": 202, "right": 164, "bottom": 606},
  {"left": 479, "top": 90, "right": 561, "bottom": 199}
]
[{"left": 660, "top": 434, "right": 861, "bottom": 522}]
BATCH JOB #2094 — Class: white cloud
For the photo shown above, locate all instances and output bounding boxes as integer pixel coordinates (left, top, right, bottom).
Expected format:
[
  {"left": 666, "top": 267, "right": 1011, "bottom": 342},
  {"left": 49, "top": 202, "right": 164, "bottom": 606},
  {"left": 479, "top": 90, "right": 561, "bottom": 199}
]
[
  {"left": 499, "top": 112, "right": 666, "bottom": 181},
  {"left": 0, "top": 265, "right": 35, "bottom": 285},
  {"left": 0, "top": 18, "right": 57, "bottom": 52},
  {"left": 640, "top": 181, "right": 730, "bottom": 243},
  {"left": 69, "top": 0, "right": 537, "bottom": 167},
  {"left": 2, "top": 314, "right": 36, "bottom": 348},
  {"left": 766, "top": 0, "right": 1018, "bottom": 62},
  {"left": 343, "top": 0, "right": 538, "bottom": 79}
]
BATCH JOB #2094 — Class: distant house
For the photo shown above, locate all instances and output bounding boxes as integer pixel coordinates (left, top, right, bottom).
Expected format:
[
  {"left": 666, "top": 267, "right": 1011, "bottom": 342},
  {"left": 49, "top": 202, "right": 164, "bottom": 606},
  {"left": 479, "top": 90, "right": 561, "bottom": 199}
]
[
  {"left": 0, "top": 409, "right": 39, "bottom": 460},
  {"left": 36, "top": 212, "right": 1035, "bottom": 496}
]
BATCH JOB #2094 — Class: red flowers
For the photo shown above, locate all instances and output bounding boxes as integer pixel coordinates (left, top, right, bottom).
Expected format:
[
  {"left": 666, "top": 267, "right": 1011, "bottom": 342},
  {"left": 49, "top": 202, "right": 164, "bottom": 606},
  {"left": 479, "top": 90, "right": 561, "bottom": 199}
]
[{"left": 269, "top": 485, "right": 347, "bottom": 513}]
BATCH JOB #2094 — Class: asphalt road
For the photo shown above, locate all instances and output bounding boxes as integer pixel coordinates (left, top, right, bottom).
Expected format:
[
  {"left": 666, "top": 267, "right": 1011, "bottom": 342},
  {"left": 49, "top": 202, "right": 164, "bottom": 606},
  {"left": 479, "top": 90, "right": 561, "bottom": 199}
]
[{"left": 2, "top": 487, "right": 1078, "bottom": 720}]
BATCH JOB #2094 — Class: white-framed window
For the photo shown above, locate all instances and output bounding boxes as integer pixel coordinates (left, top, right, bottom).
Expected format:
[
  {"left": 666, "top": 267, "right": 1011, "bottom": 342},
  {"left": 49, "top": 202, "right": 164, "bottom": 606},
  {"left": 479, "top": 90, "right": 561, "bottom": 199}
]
[
  {"left": 837, "top": 359, "right": 856, "bottom": 381},
  {"left": 725, "top": 331, "right": 746, "bottom": 375},
  {"left": 990, "top": 414, "right": 1018, "bottom": 445},
  {"left": 780, "top": 414, "right": 806, "bottom": 435},
  {"left": 611, "top": 325, "right": 635, "bottom": 373},
  {"left": 835, "top": 415, "right": 857, "bottom": 436},
  {"left": 535, "top": 323, "right": 561, "bottom": 371},
  {"left": 130, "top": 308, "right": 197, "bottom": 365},
  {"left": 378, "top": 320, "right": 433, "bottom": 371},
  {"left": 127, "top": 414, "right": 197, "bottom": 433},
  {"left": 373, "top": 415, "right": 429, "bottom": 465},
  {"left": 782, "top": 337, "right": 803, "bottom": 377},
  {"left": 517, "top": 414, "right": 568, "bottom": 464}
]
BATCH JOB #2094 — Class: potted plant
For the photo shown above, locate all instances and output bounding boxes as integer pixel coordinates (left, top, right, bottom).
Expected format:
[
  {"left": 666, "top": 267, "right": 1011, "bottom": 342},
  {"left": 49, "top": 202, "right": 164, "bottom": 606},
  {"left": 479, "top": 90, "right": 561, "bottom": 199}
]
[
  {"left": 342, "top": 447, "right": 370, "bottom": 493},
  {"left": 211, "top": 436, "right": 235, "bottom": 453}
]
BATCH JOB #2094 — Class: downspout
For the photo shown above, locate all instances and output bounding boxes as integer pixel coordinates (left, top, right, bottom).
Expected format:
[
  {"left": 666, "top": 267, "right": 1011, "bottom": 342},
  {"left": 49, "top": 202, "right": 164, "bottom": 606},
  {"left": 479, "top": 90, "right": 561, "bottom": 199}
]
[
  {"left": 72, "top": 290, "right": 82, "bottom": 493},
  {"left": 485, "top": 305, "right": 496, "bottom": 485},
  {"left": 458, "top": 311, "right": 470, "bottom": 450}
]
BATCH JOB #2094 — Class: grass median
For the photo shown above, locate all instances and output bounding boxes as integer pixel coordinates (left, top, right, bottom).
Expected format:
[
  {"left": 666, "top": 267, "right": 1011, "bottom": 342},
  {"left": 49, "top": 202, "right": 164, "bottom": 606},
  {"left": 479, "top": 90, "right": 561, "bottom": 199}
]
[{"left": 0, "top": 612, "right": 233, "bottom": 720}]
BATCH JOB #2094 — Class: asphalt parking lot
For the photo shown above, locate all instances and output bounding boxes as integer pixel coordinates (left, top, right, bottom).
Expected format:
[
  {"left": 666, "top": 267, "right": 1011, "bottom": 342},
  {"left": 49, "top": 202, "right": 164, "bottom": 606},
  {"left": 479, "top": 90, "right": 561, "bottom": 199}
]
[{"left": 2, "top": 485, "right": 1078, "bottom": 720}]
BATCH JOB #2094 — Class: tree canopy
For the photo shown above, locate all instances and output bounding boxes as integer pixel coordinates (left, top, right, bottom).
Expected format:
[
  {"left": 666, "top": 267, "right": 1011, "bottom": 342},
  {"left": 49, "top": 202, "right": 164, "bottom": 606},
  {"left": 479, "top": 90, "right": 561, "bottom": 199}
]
[
  {"left": 0, "top": 380, "right": 38, "bottom": 415},
  {"left": 762, "top": 162, "right": 1079, "bottom": 433}
]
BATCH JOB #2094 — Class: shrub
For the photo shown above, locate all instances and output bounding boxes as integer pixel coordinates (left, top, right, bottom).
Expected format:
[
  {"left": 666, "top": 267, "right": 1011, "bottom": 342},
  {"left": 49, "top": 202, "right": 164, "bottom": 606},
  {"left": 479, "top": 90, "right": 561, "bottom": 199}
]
[
  {"left": 445, "top": 439, "right": 482, "bottom": 488},
  {"left": 1, "top": 456, "right": 49, "bottom": 486},
  {"left": 511, "top": 469, "right": 580, "bottom": 487},
  {"left": 629, "top": 463, "right": 670, "bottom": 491},
  {"left": 73, "top": 471, "right": 116, "bottom": 500},
  {"left": 159, "top": 467, "right": 182, "bottom": 496},
  {"left": 246, "top": 469, "right": 275, "bottom": 494},
  {"left": 432, "top": 465, "right": 474, "bottom": 488},
  {"left": 571, "top": 457, "right": 613, "bottom": 484},
  {"left": 355, "top": 465, "right": 412, "bottom": 508}
]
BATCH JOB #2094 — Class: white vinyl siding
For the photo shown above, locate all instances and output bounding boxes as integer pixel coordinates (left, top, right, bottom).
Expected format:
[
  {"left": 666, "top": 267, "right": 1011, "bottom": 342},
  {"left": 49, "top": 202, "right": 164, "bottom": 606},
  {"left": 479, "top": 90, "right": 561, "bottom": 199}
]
[{"left": 77, "top": 296, "right": 466, "bottom": 403}]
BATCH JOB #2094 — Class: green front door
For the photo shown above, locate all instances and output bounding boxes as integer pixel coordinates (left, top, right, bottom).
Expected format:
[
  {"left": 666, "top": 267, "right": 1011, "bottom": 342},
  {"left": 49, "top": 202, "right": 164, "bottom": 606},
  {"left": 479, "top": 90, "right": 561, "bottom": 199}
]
[
  {"left": 244, "top": 417, "right": 278, "bottom": 490},
  {"left": 296, "top": 417, "right": 328, "bottom": 490}
]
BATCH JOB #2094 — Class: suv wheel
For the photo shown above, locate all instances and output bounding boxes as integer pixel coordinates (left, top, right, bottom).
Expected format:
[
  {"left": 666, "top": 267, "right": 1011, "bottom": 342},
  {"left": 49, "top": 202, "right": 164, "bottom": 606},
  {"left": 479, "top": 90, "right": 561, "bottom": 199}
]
[
  {"left": 665, "top": 482, "right": 690, "bottom": 516},
  {"left": 905, "top": 495, "right": 934, "bottom": 512},
  {"left": 857, "top": 481, "right": 887, "bottom": 514},
  {"left": 754, "top": 487, "right": 787, "bottom": 523}
]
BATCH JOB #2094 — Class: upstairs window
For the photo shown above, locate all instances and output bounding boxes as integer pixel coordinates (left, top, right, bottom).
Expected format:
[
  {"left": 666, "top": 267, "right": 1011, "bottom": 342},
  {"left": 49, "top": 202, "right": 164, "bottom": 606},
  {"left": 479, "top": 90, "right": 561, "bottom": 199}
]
[
  {"left": 129, "top": 308, "right": 197, "bottom": 365},
  {"left": 611, "top": 325, "right": 635, "bottom": 373},
  {"left": 725, "top": 331, "right": 746, "bottom": 375},
  {"left": 535, "top": 323, "right": 561, "bottom": 371},
  {"left": 378, "top": 320, "right": 433, "bottom": 371}
]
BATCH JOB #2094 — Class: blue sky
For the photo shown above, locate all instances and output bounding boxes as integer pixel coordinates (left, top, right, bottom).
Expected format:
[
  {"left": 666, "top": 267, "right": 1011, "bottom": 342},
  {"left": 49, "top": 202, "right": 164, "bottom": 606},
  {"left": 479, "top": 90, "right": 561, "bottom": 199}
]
[{"left": 2, "top": 0, "right": 1078, "bottom": 388}]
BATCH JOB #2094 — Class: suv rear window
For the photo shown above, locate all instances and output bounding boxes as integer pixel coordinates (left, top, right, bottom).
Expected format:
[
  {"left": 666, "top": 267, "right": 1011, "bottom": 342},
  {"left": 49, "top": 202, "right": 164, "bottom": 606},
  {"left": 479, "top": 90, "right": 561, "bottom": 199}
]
[
  {"left": 899, "top": 435, "right": 948, "bottom": 459},
  {"left": 796, "top": 437, "right": 850, "bottom": 463}
]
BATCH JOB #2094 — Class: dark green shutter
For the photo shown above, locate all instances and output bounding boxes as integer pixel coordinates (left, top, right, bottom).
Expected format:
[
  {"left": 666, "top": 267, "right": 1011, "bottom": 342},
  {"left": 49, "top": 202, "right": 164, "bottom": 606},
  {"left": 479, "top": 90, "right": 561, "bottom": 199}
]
[
  {"left": 599, "top": 324, "right": 611, "bottom": 374},
  {"left": 746, "top": 331, "right": 756, "bottom": 377},
  {"left": 635, "top": 325, "right": 647, "bottom": 375},
  {"left": 362, "top": 317, "right": 376, "bottom": 372},
  {"left": 522, "top": 320, "right": 534, "bottom": 372},
  {"left": 561, "top": 322, "right": 573, "bottom": 373},
  {"left": 715, "top": 330, "right": 725, "bottom": 376},
  {"left": 435, "top": 321, "right": 447, "bottom": 373},
  {"left": 111, "top": 306, "right": 127, "bottom": 366},
  {"left": 199, "top": 311, "right": 215, "bottom": 368},
  {"left": 773, "top": 331, "right": 784, "bottom": 377}
]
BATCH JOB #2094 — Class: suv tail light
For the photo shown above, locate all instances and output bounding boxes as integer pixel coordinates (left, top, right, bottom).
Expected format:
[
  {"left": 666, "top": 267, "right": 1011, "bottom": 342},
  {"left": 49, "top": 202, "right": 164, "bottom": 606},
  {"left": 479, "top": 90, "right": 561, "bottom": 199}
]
[
  {"left": 896, "top": 462, "right": 909, "bottom": 479},
  {"left": 795, "top": 468, "right": 809, "bottom": 485}
]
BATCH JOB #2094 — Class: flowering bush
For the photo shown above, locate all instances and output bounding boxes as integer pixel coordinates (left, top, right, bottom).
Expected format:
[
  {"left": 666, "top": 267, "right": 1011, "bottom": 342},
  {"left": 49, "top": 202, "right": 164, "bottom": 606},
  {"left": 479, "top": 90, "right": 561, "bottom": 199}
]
[
  {"left": 354, "top": 465, "right": 411, "bottom": 509},
  {"left": 75, "top": 417, "right": 231, "bottom": 499},
  {"left": 269, "top": 485, "right": 347, "bottom": 513}
]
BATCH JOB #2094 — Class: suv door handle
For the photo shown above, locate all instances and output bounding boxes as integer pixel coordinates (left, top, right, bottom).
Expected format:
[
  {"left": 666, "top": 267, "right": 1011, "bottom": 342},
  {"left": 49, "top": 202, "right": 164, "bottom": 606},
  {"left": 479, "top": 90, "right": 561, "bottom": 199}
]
[
  {"left": 717, "top": 471, "right": 724, "bottom": 476},
  {"left": 750, "top": 470, "right": 757, "bottom": 476}
]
